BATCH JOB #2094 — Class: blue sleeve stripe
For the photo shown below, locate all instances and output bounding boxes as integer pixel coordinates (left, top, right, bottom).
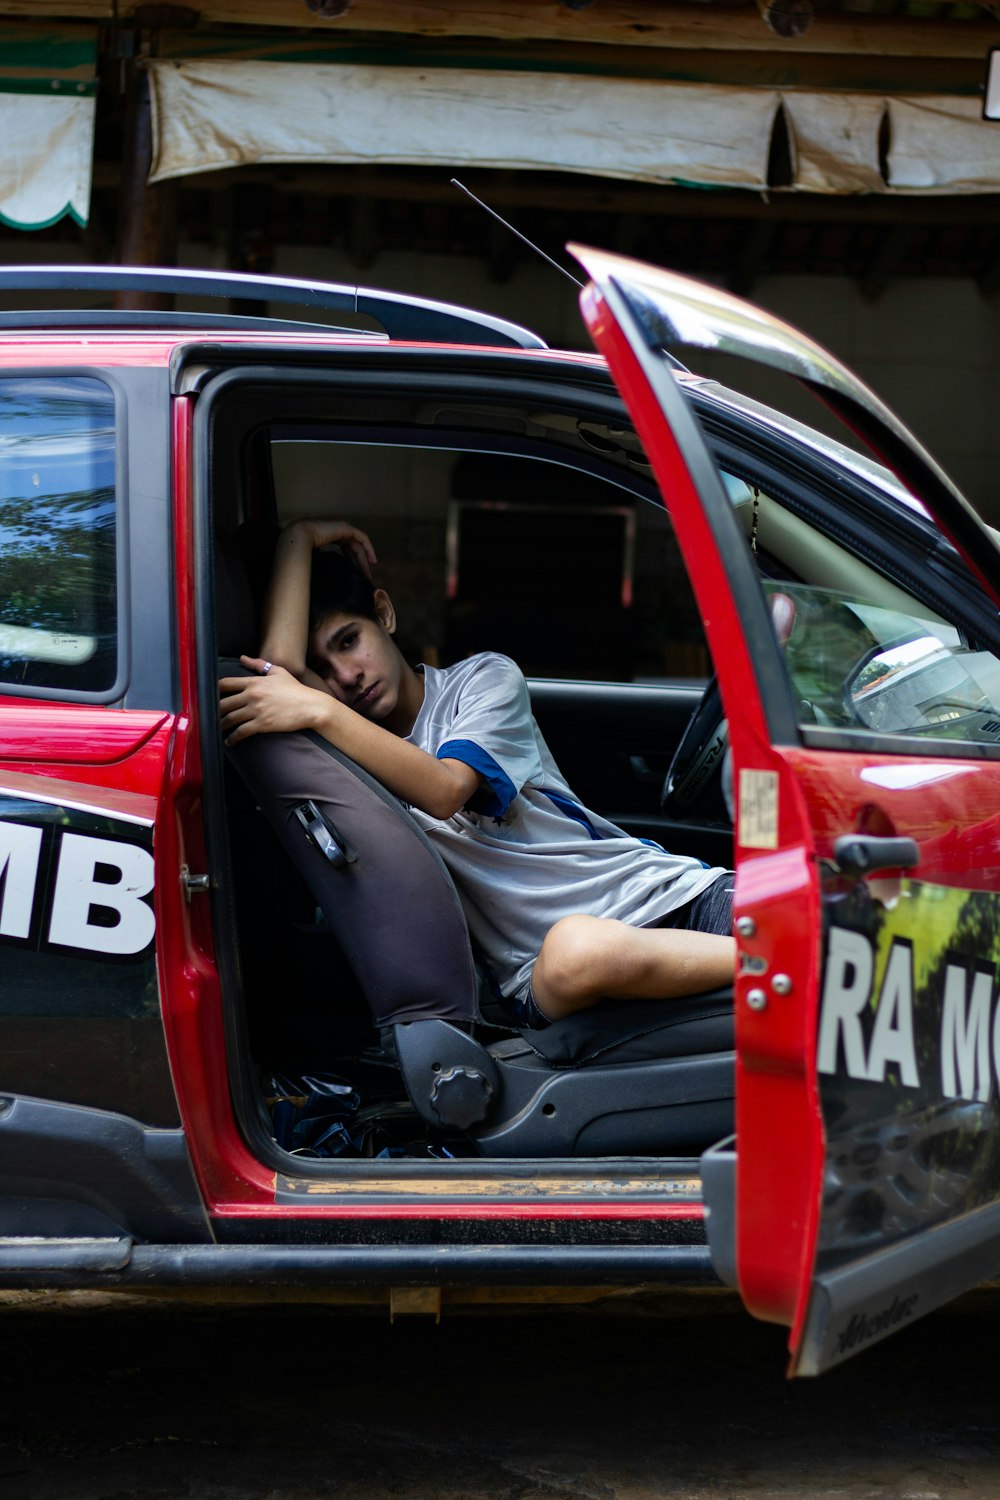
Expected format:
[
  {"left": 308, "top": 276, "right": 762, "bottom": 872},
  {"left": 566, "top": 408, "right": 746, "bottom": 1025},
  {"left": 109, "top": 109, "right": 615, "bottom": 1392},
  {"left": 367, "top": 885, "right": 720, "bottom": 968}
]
[{"left": 437, "top": 738, "right": 517, "bottom": 818}]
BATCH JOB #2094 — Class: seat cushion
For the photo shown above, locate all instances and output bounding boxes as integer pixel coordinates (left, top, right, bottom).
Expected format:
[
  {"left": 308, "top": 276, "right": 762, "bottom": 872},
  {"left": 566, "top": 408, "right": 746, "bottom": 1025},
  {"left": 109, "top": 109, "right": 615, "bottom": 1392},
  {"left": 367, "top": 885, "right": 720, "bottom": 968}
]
[{"left": 522, "top": 988, "right": 733, "bottom": 1068}]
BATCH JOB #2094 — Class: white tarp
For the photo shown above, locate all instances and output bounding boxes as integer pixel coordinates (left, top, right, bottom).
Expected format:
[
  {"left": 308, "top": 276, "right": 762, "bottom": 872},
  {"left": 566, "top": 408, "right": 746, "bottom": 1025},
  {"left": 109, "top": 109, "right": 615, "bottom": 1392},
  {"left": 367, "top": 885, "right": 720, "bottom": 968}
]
[
  {"left": 148, "top": 60, "right": 780, "bottom": 191},
  {"left": 781, "top": 92, "right": 886, "bottom": 195},
  {"left": 147, "top": 61, "right": 1000, "bottom": 198},
  {"left": 0, "top": 92, "right": 95, "bottom": 230},
  {"left": 887, "top": 95, "right": 1000, "bottom": 194}
]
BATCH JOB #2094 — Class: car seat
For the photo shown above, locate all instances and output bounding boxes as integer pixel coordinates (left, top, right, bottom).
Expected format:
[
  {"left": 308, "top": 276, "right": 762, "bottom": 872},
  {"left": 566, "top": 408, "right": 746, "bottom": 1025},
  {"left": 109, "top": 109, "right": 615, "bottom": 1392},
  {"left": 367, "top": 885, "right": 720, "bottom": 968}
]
[{"left": 216, "top": 534, "right": 735, "bottom": 1157}]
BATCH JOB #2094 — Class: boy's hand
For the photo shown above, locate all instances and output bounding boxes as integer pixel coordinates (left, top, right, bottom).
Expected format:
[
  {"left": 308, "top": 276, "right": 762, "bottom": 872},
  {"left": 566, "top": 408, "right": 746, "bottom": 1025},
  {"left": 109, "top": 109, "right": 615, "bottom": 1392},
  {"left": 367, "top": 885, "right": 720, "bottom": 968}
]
[
  {"left": 284, "top": 519, "right": 377, "bottom": 580},
  {"left": 219, "top": 657, "right": 330, "bottom": 746}
]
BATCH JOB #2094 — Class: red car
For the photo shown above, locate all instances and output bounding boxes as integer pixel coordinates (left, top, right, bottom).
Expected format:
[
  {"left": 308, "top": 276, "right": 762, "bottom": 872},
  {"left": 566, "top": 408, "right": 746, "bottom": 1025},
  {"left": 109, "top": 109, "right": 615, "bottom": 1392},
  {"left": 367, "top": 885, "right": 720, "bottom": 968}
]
[{"left": 3, "top": 249, "right": 1000, "bottom": 1376}]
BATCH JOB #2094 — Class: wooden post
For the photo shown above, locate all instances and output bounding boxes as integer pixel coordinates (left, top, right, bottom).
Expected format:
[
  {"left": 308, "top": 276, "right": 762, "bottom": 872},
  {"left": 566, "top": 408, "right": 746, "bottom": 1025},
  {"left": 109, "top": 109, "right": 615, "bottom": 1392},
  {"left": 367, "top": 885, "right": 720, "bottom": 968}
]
[{"left": 114, "top": 61, "right": 178, "bottom": 308}]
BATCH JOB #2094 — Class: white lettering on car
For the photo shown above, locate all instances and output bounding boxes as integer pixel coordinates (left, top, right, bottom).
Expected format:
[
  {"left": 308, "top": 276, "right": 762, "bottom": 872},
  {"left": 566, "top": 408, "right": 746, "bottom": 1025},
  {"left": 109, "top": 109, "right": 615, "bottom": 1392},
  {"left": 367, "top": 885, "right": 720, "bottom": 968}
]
[
  {"left": 866, "top": 938, "right": 919, "bottom": 1088},
  {"left": 0, "top": 821, "right": 43, "bottom": 939},
  {"left": 941, "top": 964, "right": 993, "bottom": 1102},
  {"left": 818, "top": 928, "right": 1000, "bottom": 1100},
  {"left": 48, "top": 832, "right": 155, "bottom": 957},
  {"left": 0, "top": 819, "right": 155, "bottom": 958},
  {"left": 817, "top": 927, "right": 873, "bottom": 1081}
]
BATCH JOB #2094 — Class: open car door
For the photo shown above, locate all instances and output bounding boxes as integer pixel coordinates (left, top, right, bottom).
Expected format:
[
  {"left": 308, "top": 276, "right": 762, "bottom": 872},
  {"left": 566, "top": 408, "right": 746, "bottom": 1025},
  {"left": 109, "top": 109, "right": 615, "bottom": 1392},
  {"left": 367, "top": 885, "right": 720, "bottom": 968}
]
[{"left": 575, "top": 245, "right": 1000, "bottom": 1375}]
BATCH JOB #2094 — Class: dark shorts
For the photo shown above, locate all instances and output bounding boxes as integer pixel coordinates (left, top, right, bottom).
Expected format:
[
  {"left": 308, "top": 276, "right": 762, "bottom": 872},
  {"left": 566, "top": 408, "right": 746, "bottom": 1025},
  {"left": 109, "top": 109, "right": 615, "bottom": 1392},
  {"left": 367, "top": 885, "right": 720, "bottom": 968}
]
[
  {"left": 509, "top": 871, "right": 736, "bottom": 1030},
  {"left": 653, "top": 871, "right": 735, "bottom": 940}
]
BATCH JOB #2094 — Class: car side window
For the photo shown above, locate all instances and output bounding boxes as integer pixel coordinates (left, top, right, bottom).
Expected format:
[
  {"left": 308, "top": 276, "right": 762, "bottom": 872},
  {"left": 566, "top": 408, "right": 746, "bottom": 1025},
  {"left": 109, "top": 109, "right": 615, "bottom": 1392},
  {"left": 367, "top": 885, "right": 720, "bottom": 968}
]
[
  {"left": 0, "top": 376, "right": 117, "bottom": 697},
  {"left": 768, "top": 580, "right": 1000, "bottom": 747}
]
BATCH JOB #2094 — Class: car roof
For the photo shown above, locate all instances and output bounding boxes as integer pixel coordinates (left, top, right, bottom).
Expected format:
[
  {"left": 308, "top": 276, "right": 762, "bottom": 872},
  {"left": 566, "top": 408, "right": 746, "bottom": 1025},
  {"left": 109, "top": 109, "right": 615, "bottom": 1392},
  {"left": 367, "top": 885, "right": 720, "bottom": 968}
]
[
  {"left": 0, "top": 264, "right": 548, "bottom": 351},
  {"left": 0, "top": 263, "right": 931, "bottom": 534}
]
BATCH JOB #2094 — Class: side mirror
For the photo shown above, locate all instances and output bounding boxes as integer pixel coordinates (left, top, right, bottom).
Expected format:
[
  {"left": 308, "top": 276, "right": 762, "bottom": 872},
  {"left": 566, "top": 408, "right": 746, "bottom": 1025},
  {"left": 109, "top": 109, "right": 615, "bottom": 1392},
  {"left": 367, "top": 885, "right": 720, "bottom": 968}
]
[{"left": 846, "top": 635, "right": 985, "bottom": 732}]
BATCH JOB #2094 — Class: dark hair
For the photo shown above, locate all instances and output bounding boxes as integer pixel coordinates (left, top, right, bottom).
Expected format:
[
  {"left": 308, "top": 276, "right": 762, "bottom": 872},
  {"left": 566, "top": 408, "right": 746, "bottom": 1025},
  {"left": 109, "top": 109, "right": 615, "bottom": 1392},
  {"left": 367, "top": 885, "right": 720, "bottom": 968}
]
[{"left": 308, "top": 549, "right": 378, "bottom": 634}]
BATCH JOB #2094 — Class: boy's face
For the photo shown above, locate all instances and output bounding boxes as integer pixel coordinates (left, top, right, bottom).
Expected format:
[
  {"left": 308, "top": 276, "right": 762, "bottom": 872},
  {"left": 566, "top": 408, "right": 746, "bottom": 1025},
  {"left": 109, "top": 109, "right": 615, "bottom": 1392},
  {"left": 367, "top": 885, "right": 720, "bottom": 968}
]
[{"left": 308, "top": 590, "right": 409, "bottom": 727}]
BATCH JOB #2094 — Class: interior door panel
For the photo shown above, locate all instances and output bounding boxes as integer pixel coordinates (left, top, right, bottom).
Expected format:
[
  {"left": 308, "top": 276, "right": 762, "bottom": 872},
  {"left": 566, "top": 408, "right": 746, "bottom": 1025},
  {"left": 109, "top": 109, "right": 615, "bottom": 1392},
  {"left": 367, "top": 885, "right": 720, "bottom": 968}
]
[{"left": 528, "top": 678, "right": 734, "bottom": 868}]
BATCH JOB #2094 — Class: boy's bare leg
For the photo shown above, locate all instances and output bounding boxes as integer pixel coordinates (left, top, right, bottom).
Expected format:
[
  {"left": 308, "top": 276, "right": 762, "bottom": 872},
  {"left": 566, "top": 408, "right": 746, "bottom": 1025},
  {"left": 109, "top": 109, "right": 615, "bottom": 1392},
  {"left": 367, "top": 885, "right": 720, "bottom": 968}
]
[{"left": 530, "top": 914, "right": 736, "bottom": 1022}]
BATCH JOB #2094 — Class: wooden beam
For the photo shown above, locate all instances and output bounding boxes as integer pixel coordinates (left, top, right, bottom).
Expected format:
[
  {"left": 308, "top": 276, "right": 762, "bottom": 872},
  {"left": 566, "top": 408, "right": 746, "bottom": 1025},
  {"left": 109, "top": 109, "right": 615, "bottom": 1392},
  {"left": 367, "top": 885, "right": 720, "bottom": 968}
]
[
  {"left": 0, "top": 0, "right": 995, "bottom": 59},
  {"left": 140, "top": 163, "right": 1000, "bottom": 228},
  {"left": 148, "top": 31, "right": 983, "bottom": 93}
]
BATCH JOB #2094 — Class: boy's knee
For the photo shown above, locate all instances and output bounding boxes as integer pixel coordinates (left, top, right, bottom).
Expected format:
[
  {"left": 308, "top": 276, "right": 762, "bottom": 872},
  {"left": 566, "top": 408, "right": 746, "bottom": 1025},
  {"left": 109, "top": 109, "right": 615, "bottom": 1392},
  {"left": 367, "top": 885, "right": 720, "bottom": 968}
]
[{"left": 536, "top": 914, "right": 609, "bottom": 1006}]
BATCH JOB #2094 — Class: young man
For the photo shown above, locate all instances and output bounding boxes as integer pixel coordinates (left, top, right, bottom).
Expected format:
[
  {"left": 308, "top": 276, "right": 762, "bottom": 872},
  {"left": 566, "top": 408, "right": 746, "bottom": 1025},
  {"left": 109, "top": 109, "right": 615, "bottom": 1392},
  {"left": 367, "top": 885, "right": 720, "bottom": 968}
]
[{"left": 219, "top": 518, "right": 735, "bottom": 1028}]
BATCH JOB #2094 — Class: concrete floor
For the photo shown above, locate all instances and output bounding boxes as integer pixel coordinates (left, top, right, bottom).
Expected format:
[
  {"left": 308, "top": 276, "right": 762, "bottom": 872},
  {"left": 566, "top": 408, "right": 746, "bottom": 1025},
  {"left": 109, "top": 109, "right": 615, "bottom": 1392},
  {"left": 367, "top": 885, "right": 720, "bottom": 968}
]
[{"left": 0, "top": 1285, "right": 997, "bottom": 1499}]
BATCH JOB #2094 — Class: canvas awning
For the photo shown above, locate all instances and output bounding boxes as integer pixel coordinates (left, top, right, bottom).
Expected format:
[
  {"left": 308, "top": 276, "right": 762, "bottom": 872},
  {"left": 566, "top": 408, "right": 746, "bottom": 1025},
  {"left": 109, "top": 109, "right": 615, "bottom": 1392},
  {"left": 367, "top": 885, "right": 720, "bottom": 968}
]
[
  {"left": 781, "top": 93, "right": 886, "bottom": 195},
  {"left": 148, "top": 61, "right": 779, "bottom": 192},
  {"left": 147, "top": 59, "right": 1000, "bottom": 198},
  {"left": 0, "top": 30, "right": 97, "bottom": 231},
  {"left": 887, "top": 96, "right": 1000, "bottom": 193}
]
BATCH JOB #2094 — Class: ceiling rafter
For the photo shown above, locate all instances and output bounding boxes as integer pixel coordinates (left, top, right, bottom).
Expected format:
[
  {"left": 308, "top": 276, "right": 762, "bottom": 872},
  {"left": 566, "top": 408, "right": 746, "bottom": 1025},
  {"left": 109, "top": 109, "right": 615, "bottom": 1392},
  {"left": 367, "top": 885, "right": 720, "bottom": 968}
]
[{"left": 0, "top": 0, "right": 997, "bottom": 60}]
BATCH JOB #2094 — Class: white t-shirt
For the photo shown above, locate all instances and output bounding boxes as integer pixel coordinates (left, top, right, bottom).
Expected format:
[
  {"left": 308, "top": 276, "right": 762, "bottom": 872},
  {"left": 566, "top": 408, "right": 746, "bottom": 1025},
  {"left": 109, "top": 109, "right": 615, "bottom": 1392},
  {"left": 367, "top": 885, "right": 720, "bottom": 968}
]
[{"left": 404, "top": 652, "right": 725, "bottom": 1008}]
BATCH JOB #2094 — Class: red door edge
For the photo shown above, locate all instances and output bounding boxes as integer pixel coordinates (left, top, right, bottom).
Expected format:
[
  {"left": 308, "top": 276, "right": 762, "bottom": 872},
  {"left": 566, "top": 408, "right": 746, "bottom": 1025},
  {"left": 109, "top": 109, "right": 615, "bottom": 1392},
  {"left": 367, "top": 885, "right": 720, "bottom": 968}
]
[{"left": 578, "top": 275, "right": 828, "bottom": 1340}]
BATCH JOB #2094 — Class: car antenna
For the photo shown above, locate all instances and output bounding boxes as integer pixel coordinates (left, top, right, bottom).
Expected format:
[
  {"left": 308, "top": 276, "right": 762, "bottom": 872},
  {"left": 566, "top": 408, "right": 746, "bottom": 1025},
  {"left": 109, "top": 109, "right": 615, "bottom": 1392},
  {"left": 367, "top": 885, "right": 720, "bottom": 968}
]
[
  {"left": 451, "top": 179, "right": 585, "bottom": 290},
  {"left": 451, "top": 178, "right": 689, "bottom": 371}
]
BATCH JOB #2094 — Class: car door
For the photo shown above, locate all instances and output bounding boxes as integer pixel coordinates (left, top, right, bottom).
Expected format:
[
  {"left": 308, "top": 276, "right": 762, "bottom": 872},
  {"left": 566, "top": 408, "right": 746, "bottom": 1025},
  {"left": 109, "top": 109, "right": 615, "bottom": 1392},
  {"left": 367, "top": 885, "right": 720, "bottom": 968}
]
[
  {"left": 575, "top": 245, "right": 1000, "bottom": 1375},
  {"left": 0, "top": 366, "right": 210, "bottom": 1251}
]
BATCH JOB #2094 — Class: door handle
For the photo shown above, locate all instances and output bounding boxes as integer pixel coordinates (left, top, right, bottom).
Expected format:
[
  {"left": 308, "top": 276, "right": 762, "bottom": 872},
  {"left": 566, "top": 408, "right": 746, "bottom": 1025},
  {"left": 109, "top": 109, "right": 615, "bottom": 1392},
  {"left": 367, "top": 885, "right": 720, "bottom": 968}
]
[{"left": 833, "top": 834, "right": 920, "bottom": 877}]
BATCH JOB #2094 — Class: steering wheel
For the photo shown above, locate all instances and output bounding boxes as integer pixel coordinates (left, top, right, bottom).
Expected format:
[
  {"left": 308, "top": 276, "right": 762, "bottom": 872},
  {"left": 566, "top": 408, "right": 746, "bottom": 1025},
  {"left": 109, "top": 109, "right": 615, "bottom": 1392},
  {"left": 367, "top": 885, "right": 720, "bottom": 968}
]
[
  {"left": 661, "top": 591, "right": 797, "bottom": 822},
  {"left": 660, "top": 676, "right": 729, "bottom": 819}
]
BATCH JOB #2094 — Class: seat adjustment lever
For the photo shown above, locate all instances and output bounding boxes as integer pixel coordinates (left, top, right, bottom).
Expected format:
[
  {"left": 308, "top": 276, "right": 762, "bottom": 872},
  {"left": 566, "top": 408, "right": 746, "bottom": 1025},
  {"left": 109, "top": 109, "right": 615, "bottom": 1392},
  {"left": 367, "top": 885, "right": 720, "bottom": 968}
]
[{"left": 293, "top": 800, "right": 357, "bottom": 869}]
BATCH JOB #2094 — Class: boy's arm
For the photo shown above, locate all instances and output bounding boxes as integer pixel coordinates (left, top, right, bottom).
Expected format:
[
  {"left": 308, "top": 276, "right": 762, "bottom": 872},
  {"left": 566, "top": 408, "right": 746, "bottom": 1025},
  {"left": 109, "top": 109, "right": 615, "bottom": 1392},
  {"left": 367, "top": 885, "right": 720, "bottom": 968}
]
[
  {"left": 259, "top": 519, "right": 377, "bottom": 678},
  {"left": 218, "top": 660, "right": 482, "bottom": 820}
]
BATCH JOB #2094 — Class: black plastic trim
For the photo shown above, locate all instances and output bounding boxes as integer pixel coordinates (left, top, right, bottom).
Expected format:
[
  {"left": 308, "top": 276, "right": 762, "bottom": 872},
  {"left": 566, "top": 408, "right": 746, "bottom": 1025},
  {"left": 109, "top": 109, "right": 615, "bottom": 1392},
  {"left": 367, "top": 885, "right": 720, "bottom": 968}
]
[
  {"left": 0, "top": 1241, "right": 717, "bottom": 1290},
  {"left": 699, "top": 1135, "right": 737, "bottom": 1288},
  {"left": 171, "top": 342, "right": 609, "bottom": 397},
  {"left": 120, "top": 366, "right": 177, "bottom": 712},
  {"left": 798, "top": 1196, "right": 1000, "bottom": 1376},
  {"left": 0, "top": 367, "right": 131, "bottom": 706},
  {"left": 801, "top": 725, "right": 1000, "bottom": 759},
  {"left": 0, "top": 1094, "right": 212, "bottom": 1245},
  {"left": 0, "top": 310, "right": 385, "bottom": 336},
  {"left": 193, "top": 412, "right": 278, "bottom": 1154}
]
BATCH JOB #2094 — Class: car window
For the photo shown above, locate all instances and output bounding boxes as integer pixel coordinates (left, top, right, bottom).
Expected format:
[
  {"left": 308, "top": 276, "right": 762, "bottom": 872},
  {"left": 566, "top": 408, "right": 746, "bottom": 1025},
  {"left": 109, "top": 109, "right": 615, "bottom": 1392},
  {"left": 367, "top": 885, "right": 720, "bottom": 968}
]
[
  {"left": 773, "top": 581, "right": 1000, "bottom": 745},
  {"left": 0, "top": 376, "right": 117, "bottom": 696},
  {"left": 718, "top": 469, "right": 1000, "bottom": 750},
  {"left": 272, "top": 437, "right": 709, "bottom": 684}
]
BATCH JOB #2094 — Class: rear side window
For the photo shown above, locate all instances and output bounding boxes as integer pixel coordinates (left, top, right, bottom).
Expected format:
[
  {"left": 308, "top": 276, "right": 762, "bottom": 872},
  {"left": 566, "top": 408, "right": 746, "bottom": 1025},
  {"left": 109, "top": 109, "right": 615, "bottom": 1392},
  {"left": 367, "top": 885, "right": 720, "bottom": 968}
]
[{"left": 0, "top": 377, "right": 118, "bottom": 696}]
